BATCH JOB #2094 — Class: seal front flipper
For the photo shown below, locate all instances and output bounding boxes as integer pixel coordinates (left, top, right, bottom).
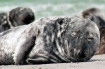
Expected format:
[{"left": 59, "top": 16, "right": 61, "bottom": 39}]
[
  {"left": 13, "top": 27, "right": 39, "bottom": 65},
  {"left": 13, "top": 35, "right": 36, "bottom": 65}
]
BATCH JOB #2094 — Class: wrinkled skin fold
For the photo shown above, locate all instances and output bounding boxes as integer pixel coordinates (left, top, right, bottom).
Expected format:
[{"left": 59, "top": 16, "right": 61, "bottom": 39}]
[{"left": 0, "top": 16, "right": 100, "bottom": 65}]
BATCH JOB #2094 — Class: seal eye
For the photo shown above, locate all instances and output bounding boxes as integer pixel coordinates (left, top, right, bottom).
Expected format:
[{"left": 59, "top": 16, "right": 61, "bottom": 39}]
[
  {"left": 87, "top": 37, "right": 94, "bottom": 42},
  {"left": 86, "top": 31, "right": 94, "bottom": 41}
]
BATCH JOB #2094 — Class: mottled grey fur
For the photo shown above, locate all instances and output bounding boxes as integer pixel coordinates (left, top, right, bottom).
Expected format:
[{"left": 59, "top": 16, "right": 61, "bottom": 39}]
[{"left": 0, "top": 16, "right": 100, "bottom": 65}]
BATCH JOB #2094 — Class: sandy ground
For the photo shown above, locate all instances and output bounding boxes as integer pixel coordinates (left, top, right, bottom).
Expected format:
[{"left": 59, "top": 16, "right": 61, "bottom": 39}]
[{"left": 0, "top": 54, "right": 105, "bottom": 69}]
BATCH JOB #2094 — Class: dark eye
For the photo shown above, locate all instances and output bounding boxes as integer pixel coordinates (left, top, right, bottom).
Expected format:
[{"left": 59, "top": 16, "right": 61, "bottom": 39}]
[
  {"left": 87, "top": 37, "right": 94, "bottom": 41},
  {"left": 86, "top": 31, "right": 94, "bottom": 41}
]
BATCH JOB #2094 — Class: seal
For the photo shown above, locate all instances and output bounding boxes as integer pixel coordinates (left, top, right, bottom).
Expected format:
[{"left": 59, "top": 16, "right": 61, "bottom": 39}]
[
  {"left": 96, "top": 26, "right": 105, "bottom": 54},
  {"left": 9, "top": 7, "right": 35, "bottom": 26},
  {"left": 75, "top": 7, "right": 105, "bottom": 55},
  {"left": 0, "top": 13, "right": 10, "bottom": 32},
  {"left": 27, "top": 16, "right": 100, "bottom": 64},
  {"left": 75, "top": 7, "right": 105, "bottom": 29},
  {"left": 0, "top": 7, "right": 35, "bottom": 32},
  {"left": 0, "top": 24, "right": 39, "bottom": 65},
  {"left": 0, "top": 16, "right": 100, "bottom": 65}
]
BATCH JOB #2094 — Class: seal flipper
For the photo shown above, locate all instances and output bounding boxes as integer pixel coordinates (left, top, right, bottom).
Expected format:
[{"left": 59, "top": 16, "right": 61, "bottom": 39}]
[{"left": 13, "top": 35, "right": 36, "bottom": 65}]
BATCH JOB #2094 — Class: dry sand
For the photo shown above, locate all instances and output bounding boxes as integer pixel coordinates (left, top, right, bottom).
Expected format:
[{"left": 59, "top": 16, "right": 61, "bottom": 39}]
[{"left": 0, "top": 54, "right": 105, "bottom": 69}]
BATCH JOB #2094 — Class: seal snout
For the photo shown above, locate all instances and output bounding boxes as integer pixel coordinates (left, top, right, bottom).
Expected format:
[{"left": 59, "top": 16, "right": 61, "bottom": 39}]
[
  {"left": 72, "top": 48, "right": 86, "bottom": 58},
  {"left": 71, "top": 48, "right": 91, "bottom": 62}
]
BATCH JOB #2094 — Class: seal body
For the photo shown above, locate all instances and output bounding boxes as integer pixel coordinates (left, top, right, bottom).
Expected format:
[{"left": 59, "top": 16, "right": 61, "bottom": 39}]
[
  {"left": 27, "top": 16, "right": 100, "bottom": 64},
  {"left": 96, "top": 26, "right": 105, "bottom": 54},
  {"left": 75, "top": 7, "right": 105, "bottom": 29},
  {"left": 0, "top": 7, "right": 35, "bottom": 32},
  {"left": 0, "top": 16, "right": 100, "bottom": 65}
]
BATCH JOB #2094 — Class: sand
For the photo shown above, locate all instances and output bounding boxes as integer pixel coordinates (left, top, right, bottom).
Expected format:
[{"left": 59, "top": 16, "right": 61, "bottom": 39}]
[{"left": 0, "top": 54, "right": 105, "bottom": 69}]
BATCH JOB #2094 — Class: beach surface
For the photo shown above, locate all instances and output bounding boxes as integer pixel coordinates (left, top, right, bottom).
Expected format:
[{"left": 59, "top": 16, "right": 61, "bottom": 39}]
[{"left": 0, "top": 54, "right": 105, "bottom": 69}]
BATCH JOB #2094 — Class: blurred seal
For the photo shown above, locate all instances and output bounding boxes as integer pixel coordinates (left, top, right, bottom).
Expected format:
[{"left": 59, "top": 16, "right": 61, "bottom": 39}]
[
  {"left": 75, "top": 7, "right": 105, "bottom": 29},
  {"left": 0, "top": 7, "right": 35, "bottom": 32},
  {"left": 96, "top": 26, "right": 105, "bottom": 54},
  {"left": 9, "top": 7, "right": 35, "bottom": 26}
]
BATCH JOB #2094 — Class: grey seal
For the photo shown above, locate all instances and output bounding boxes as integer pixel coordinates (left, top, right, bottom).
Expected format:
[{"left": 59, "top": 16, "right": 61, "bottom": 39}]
[
  {"left": 75, "top": 7, "right": 105, "bottom": 29},
  {"left": 0, "top": 16, "right": 100, "bottom": 65},
  {"left": 0, "top": 7, "right": 35, "bottom": 32},
  {"left": 96, "top": 26, "right": 105, "bottom": 54}
]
